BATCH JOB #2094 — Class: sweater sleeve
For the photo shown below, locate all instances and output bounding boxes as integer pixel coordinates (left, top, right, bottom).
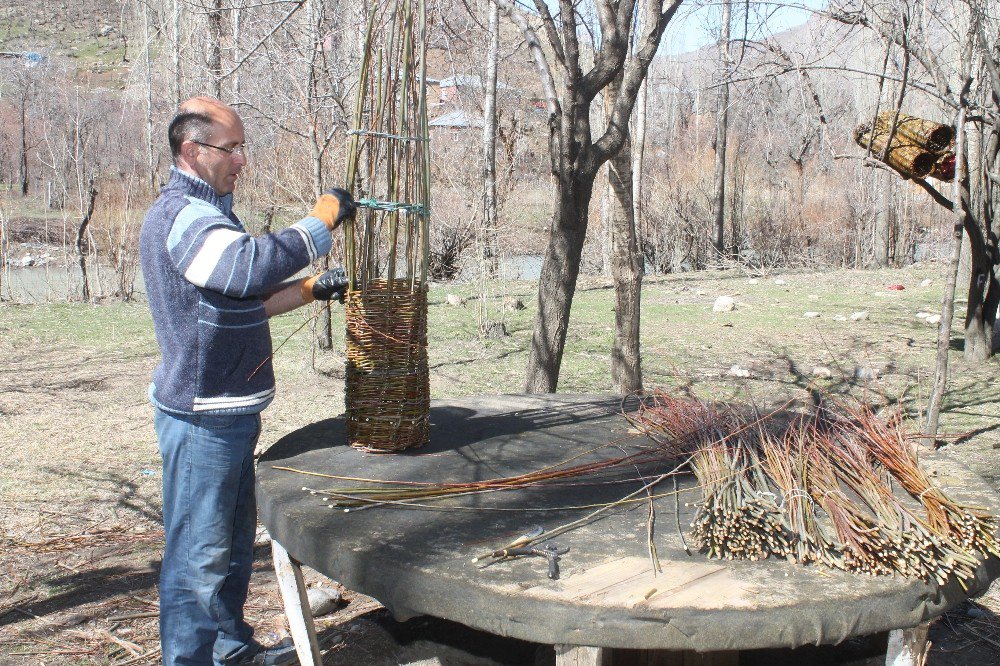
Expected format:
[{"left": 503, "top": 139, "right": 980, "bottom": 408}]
[{"left": 167, "top": 198, "right": 332, "bottom": 297}]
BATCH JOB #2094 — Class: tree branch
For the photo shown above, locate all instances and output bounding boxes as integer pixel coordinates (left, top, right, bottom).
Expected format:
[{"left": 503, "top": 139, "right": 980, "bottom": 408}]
[
  {"left": 495, "top": 0, "right": 560, "bottom": 118},
  {"left": 530, "top": 0, "right": 566, "bottom": 70},
  {"left": 593, "top": 0, "right": 682, "bottom": 164},
  {"left": 580, "top": 0, "right": 634, "bottom": 103},
  {"left": 220, "top": 0, "right": 305, "bottom": 79},
  {"left": 825, "top": 2, "right": 953, "bottom": 100}
]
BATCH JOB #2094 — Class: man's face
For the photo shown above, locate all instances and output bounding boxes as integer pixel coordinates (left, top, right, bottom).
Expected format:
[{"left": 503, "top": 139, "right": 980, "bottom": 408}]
[{"left": 190, "top": 111, "right": 247, "bottom": 196}]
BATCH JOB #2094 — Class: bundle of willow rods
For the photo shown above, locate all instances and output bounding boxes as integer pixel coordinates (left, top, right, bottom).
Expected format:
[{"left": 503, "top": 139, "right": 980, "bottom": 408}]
[
  {"left": 342, "top": 0, "right": 431, "bottom": 452},
  {"left": 631, "top": 391, "right": 998, "bottom": 585},
  {"left": 853, "top": 111, "right": 955, "bottom": 181}
]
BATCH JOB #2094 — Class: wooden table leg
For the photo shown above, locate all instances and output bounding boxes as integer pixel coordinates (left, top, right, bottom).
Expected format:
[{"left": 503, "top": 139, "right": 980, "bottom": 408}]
[
  {"left": 885, "top": 623, "right": 929, "bottom": 666},
  {"left": 555, "top": 645, "right": 610, "bottom": 665},
  {"left": 272, "top": 539, "right": 323, "bottom": 665}
]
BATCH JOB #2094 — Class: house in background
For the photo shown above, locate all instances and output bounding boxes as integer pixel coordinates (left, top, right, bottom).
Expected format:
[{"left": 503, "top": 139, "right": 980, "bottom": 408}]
[{"left": 429, "top": 109, "right": 483, "bottom": 133}]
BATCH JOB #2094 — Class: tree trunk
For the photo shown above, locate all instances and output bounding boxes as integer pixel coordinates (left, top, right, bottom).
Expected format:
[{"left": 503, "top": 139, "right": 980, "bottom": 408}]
[
  {"left": 307, "top": 0, "right": 333, "bottom": 351},
  {"left": 873, "top": 176, "right": 892, "bottom": 267},
  {"left": 963, "top": 127, "right": 999, "bottom": 360},
  {"left": 525, "top": 171, "right": 596, "bottom": 393},
  {"left": 711, "top": 0, "right": 731, "bottom": 257},
  {"left": 76, "top": 181, "right": 98, "bottom": 303},
  {"left": 19, "top": 95, "right": 29, "bottom": 196},
  {"left": 608, "top": 136, "right": 643, "bottom": 393},
  {"left": 632, "top": 80, "right": 648, "bottom": 252},
  {"left": 172, "top": 0, "right": 182, "bottom": 105},
  {"left": 477, "top": 0, "right": 502, "bottom": 335},
  {"left": 232, "top": 0, "right": 242, "bottom": 100},
  {"left": 926, "top": 108, "right": 967, "bottom": 443},
  {"left": 207, "top": 0, "right": 223, "bottom": 98},
  {"left": 141, "top": 0, "right": 157, "bottom": 190},
  {"left": 480, "top": 0, "right": 500, "bottom": 278},
  {"left": 604, "top": 64, "right": 643, "bottom": 395}
]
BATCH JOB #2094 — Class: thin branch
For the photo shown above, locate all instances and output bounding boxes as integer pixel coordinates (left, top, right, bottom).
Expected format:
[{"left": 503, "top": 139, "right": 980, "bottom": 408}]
[
  {"left": 530, "top": 0, "right": 567, "bottom": 70},
  {"left": 495, "top": 0, "right": 560, "bottom": 117},
  {"left": 220, "top": 0, "right": 305, "bottom": 79}
]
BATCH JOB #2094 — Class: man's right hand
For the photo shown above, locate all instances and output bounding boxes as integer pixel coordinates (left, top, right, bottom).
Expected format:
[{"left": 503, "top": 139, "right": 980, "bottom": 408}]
[{"left": 310, "top": 188, "right": 357, "bottom": 230}]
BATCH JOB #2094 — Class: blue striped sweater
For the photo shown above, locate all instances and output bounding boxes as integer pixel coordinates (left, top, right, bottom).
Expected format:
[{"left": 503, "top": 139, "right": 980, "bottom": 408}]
[{"left": 140, "top": 168, "right": 332, "bottom": 415}]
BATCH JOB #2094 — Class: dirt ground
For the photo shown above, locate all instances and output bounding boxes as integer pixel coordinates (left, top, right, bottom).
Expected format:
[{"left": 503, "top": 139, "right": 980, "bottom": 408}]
[{"left": 2, "top": 266, "right": 1000, "bottom": 665}]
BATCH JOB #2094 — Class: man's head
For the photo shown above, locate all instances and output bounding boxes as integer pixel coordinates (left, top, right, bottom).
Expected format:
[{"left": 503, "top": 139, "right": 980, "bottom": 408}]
[{"left": 168, "top": 96, "right": 247, "bottom": 196}]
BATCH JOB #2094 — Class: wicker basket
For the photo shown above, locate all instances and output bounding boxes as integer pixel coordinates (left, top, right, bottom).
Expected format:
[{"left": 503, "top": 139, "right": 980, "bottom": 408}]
[{"left": 344, "top": 279, "right": 430, "bottom": 452}]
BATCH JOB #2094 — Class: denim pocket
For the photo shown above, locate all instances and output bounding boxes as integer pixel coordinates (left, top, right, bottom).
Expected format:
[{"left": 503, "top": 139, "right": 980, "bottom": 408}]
[{"left": 189, "top": 413, "right": 259, "bottom": 470}]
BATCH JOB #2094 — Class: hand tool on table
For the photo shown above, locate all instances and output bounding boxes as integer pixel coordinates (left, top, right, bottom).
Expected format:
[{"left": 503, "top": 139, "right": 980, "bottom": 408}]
[
  {"left": 474, "top": 527, "right": 570, "bottom": 580},
  {"left": 496, "top": 542, "right": 570, "bottom": 580},
  {"left": 472, "top": 525, "right": 544, "bottom": 563}
]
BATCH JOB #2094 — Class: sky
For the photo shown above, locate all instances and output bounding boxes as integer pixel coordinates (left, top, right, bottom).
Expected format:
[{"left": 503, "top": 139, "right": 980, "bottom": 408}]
[{"left": 658, "top": 0, "right": 829, "bottom": 55}]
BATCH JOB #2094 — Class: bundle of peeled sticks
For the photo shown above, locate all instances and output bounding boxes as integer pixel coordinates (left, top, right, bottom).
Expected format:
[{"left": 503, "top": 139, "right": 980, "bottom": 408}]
[{"left": 629, "top": 391, "right": 998, "bottom": 586}]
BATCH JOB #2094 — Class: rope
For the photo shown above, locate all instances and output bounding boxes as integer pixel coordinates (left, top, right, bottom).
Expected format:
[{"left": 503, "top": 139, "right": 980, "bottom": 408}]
[
  {"left": 346, "top": 129, "right": 429, "bottom": 142},
  {"left": 780, "top": 488, "right": 815, "bottom": 510},
  {"left": 356, "top": 197, "right": 430, "bottom": 216}
]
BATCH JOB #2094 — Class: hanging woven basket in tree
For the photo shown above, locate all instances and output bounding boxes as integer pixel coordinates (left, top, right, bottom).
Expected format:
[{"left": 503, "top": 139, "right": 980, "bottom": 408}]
[{"left": 342, "top": 0, "right": 431, "bottom": 453}]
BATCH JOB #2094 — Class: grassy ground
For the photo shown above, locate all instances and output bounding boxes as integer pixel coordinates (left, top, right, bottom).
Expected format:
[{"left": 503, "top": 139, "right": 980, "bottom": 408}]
[{"left": 1, "top": 264, "right": 1000, "bottom": 663}]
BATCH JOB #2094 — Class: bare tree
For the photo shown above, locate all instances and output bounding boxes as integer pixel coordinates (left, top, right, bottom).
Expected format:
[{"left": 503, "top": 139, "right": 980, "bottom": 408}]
[
  {"left": 498, "top": 0, "right": 683, "bottom": 393},
  {"left": 711, "top": 0, "right": 731, "bottom": 257}
]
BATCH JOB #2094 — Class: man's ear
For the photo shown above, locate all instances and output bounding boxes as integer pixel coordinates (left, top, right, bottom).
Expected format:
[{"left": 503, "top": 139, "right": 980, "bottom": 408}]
[{"left": 181, "top": 140, "right": 199, "bottom": 162}]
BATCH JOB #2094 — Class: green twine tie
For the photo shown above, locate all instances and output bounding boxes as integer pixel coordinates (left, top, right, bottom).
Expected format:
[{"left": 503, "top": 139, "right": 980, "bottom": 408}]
[{"left": 356, "top": 197, "right": 430, "bottom": 216}]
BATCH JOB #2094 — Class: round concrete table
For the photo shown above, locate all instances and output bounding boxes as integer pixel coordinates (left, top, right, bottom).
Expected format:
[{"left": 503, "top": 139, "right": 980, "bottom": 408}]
[{"left": 257, "top": 394, "right": 1000, "bottom": 664}]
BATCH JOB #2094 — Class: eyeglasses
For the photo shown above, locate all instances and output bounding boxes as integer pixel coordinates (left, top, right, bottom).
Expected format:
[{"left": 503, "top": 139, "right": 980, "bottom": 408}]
[{"left": 192, "top": 140, "right": 248, "bottom": 157}]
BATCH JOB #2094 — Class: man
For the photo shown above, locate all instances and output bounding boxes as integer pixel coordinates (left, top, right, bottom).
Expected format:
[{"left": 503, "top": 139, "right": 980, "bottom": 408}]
[{"left": 140, "top": 96, "right": 354, "bottom": 664}]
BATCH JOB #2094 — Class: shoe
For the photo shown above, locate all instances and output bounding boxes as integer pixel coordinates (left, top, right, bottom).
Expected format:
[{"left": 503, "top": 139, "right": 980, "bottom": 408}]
[{"left": 240, "top": 638, "right": 299, "bottom": 666}]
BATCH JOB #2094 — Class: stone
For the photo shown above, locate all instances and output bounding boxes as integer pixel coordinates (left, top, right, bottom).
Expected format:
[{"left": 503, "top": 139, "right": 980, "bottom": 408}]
[
  {"left": 254, "top": 526, "right": 272, "bottom": 546},
  {"left": 803, "top": 312, "right": 820, "bottom": 318},
  {"left": 445, "top": 293, "right": 467, "bottom": 307},
  {"left": 854, "top": 366, "right": 881, "bottom": 380},
  {"left": 479, "top": 321, "right": 509, "bottom": 339},
  {"left": 307, "top": 586, "right": 343, "bottom": 617},
  {"left": 747, "top": 279, "right": 759, "bottom": 285},
  {"left": 920, "top": 279, "right": 932, "bottom": 287},
  {"left": 812, "top": 366, "right": 833, "bottom": 378},
  {"left": 926, "top": 314, "right": 942, "bottom": 325},
  {"left": 503, "top": 296, "right": 526, "bottom": 311},
  {"left": 774, "top": 279, "right": 786, "bottom": 285},
  {"left": 916, "top": 312, "right": 931, "bottom": 320},
  {"left": 728, "top": 365, "right": 751, "bottom": 378},
  {"left": 850, "top": 311, "right": 869, "bottom": 321},
  {"left": 832, "top": 314, "right": 847, "bottom": 321},
  {"left": 712, "top": 296, "right": 736, "bottom": 312}
]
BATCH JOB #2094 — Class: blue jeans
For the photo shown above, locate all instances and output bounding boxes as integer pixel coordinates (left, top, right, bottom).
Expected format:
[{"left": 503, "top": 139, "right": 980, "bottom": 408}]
[{"left": 154, "top": 407, "right": 262, "bottom": 665}]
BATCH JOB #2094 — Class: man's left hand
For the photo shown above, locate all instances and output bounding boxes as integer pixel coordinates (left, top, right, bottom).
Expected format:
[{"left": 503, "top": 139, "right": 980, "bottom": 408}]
[{"left": 303, "top": 267, "right": 350, "bottom": 303}]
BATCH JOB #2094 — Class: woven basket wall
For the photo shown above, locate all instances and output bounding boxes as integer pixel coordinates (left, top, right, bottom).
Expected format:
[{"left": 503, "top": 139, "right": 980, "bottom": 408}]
[{"left": 345, "top": 279, "right": 430, "bottom": 452}]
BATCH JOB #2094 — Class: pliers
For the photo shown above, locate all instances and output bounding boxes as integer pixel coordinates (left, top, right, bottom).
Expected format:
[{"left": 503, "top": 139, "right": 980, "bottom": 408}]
[{"left": 482, "top": 541, "right": 570, "bottom": 580}]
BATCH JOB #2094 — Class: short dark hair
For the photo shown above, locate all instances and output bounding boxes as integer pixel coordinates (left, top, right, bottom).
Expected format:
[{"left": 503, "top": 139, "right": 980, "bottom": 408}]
[{"left": 168, "top": 111, "right": 215, "bottom": 161}]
